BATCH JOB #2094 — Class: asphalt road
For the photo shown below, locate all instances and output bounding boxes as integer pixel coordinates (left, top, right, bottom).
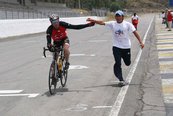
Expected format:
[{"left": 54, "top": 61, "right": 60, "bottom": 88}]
[{"left": 0, "top": 14, "right": 166, "bottom": 116}]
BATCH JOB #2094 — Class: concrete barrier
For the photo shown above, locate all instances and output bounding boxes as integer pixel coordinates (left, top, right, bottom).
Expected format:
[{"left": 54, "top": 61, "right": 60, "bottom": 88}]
[{"left": 0, "top": 16, "right": 101, "bottom": 39}]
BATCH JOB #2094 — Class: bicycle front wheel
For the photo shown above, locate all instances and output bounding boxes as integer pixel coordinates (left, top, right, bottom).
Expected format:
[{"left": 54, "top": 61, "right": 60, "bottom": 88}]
[
  {"left": 60, "top": 63, "right": 68, "bottom": 87},
  {"left": 48, "top": 61, "right": 57, "bottom": 95}
]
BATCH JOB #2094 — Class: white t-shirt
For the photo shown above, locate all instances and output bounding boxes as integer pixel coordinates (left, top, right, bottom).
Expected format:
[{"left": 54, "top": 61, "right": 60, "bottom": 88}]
[
  {"left": 132, "top": 15, "right": 139, "bottom": 20},
  {"left": 105, "top": 20, "right": 136, "bottom": 49}
]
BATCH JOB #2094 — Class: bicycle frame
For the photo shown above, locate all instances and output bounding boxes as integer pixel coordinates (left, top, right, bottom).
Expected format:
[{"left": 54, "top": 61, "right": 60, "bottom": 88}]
[
  {"left": 43, "top": 45, "right": 67, "bottom": 95},
  {"left": 43, "top": 46, "right": 64, "bottom": 79}
]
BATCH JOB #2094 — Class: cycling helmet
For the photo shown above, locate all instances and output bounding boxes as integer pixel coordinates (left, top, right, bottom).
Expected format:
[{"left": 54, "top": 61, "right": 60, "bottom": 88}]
[{"left": 49, "top": 14, "right": 59, "bottom": 24}]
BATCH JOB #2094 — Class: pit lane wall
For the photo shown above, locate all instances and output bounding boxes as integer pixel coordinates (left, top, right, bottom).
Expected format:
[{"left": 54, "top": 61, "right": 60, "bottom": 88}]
[{"left": 0, "top": 16, "right": 101, "bottom": 39}]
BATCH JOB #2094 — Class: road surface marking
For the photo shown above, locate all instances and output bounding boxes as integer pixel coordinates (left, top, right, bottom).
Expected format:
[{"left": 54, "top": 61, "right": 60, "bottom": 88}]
[
  {"left": 0, "top": 90, "right": 23, "bottom": 94},
  {"left": 65, "top": 104, "right": 88, "bottom": 112},
  {"left": 0, "top": 93, "right": 39, "bottom": 98},
  {"left": 93, "top": 106, "right": 112, "bottom": 109},
  {"left": 0, "top": 90, "right": 39, "bottom": 98},
  {"left": 71, "top": 54, "right": 96, "bottom": 57},
  {"left": 109, "top": 16, "right": 154, "bottom": 116},
  {"left": 158, "top": 51, "right": 173, "bottom": 58},
  {"left": 69, "top": 65, "right": 88, "bottom": 70},
  {"left": 42, "top": 54, "right": 96, "bottom": 58},
  {"left": 156, "top": 33, "right": 173, "bottom": 36},
  {"left": 157, "top": 39, "right": 173, "bottom": 43},
  {"left": 71, "top": 54, "right": 85, "bottom": 56},
  {"left": 162, "top": 85, "right": 173, "bottom": 93},
  {"left": 164, "top": 94, "right": 173, "bottom": 103},
  {"left": 157, "top": 45, "right": 173, "bottom": 50},
  {"left": 159, "top": 63, "right": 173, "bottom": 73},
  {"left": 162, "top": 79, "right": 173, "bottom": 85}
]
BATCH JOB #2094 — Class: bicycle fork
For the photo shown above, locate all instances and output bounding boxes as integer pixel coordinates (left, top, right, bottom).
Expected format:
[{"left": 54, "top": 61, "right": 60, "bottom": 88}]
[{"left": 54, "top": 60, "right": 59, "bottom": 81}]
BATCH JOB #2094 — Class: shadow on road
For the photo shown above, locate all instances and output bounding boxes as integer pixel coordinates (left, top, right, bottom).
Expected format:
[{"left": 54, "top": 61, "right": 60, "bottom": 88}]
[{"left": 42, "top": 87, "right": 93, "bottom": 97}]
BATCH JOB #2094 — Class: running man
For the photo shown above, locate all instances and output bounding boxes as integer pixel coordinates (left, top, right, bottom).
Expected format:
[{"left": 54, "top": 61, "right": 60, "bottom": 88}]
[{"left": 87, "top": 10, "right": 144, "bottom": 87}]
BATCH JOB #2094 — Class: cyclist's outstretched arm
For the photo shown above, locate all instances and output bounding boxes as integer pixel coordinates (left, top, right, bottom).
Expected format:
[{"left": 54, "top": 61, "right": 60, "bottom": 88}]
[
  {"left": 60, "top": 21, "right": 94, "bottom": 30},
  {"left": 87, "top": 18, "right": 105, "bottom": 25}
]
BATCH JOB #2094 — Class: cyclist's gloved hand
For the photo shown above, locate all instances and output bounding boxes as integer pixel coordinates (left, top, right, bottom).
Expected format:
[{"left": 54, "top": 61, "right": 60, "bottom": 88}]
[
  {"left": 88, "top": 22, "right": 95, "bottom": 27},
  {"left": 47, "top": 43, "right": 54, "bottom": 52}
]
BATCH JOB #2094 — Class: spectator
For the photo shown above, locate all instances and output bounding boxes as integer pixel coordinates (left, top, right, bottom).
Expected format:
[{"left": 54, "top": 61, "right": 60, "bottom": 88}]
[
  {"left": 131, "top": 13, "right": 139, "bottom": 30},
  {"left": 161, "top": 11, "right": 165, "bottom": 24},
  {"left": 167, "top": 10, "right": 172, "bottom": 31}
]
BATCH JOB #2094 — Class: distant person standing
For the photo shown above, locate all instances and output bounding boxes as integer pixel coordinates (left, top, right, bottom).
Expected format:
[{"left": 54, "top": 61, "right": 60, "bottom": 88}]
[
  {"left": 161, "top": 11, "right": 165, "bottom": 24},
  {"left": 165, "top": 9, "right": 169, "bottom": 28},
  {"left": 131, "top": 13, "right": 139, "bottom": 30},
  {"left": 167, "top": 10, "right": 172, "bottom": 31}
]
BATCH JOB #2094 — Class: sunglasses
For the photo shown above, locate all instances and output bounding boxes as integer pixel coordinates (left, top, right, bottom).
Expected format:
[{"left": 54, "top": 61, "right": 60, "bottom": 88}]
[{"left": 51, "top": 20, "right": 59, "bottom": 24}]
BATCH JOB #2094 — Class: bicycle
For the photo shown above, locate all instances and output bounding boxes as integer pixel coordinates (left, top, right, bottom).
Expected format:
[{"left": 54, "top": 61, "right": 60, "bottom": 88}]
[{"left": 43, "top": 45, "right": 68, "bottom": 95}]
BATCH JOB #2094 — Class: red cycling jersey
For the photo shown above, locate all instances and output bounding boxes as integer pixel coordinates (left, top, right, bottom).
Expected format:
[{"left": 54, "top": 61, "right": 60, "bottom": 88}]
[
  {"left": 51, "top": 26, "right": 67, "bottom": 41},
  {"left": 46, "top": 21, "right": 93, "bottom": 45}
]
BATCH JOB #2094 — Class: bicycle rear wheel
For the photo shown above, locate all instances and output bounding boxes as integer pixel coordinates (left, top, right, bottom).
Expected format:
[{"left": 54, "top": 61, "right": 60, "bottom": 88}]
[
  {"left": 48, "top": 61, "right": 57, "bottom": 95},
  {"left": 60, "top": 62, "right": 68, "bottom": 87}
]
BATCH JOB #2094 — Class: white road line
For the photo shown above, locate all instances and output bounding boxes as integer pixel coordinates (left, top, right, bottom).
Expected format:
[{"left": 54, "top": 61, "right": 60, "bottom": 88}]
[
  {"left": 93, "top": 106, "right": 112, "bottom": 109},
  {"left": 71, "top": 54, "right": 96, "bottom": 57},
  {"left": 109, "top": 16, "right": 154, "bottom": 116},
  {"left": 69, "top": 65, "right": 89, "bottom": 70},
  {"left": 0, "top": 93, "right": 39, "bottom": 98},
  {"left": 156, "top": 33, "right": 173, "bottom": 36},
  {"left": 71, "top": 54, "right": 85, "bottom": 56},
  {"left": 0, "top": 90, "right": 23, "bottom": 94},
  {"left": 162, "top": 79, "right": 173, "bottom": 85},
  {"left": 164, "top": 94, "right": 173, "bottom": 103},
  {"left": 42, "top": 54, "right": 96, "bottom": 58}
]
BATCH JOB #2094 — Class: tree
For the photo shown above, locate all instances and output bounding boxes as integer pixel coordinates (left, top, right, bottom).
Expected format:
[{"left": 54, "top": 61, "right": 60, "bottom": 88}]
[{"left": 110, "top": 2, "right": 121, "bottom": 12}]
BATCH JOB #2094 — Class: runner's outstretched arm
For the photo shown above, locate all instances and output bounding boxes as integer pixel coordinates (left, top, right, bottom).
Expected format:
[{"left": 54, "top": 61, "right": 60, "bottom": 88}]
[{"left": 87, "top": 18, "right": 105, "bottom": 25}]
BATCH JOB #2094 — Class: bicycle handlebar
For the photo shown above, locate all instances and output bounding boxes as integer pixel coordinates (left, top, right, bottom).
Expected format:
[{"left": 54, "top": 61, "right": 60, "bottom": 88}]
[
  {"left": 43, "top": 46, "right": 63, "bottom": 58},
  {"left": 43, "top": 47, "right": 48, "bottom": 57}
]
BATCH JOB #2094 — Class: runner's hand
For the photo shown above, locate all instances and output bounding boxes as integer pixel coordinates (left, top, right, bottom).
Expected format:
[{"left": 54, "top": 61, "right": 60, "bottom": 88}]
[
  {"left": 140, "top": 43, "right": 144, "bottom": 49},
  {"left": 87, "top": 18, "right": 94, "bottom": 22},
  {"left": 88, "top": 22, "right": 95, "bottom": 26}
]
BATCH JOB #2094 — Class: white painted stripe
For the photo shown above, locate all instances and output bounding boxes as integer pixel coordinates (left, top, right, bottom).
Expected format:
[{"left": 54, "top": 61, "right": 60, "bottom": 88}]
[
  {"left": 157, "top": 48, "right": 173, "bottom": 50},
  {"left": 159, "top": 61, "right": 173, "bottom": 65},
  {"left": 164, "top": 94, "right": 173, "bottom": 103},
  {"left": 70, "top": 54, "right": 85, "bottom": 56},
  {"left": 159, "top": 56, "right": 173, "bottom": 59},
  {"left": 0, "top": 90, "right": 23, "bottom": 94},
  {"left": 42, "top": 54, "right": 96, "bottom": 58},
  {"left": 162, "top": 79, "right": 173, "bottom": 85},
  {"left": 0, "top": 93, "right": 39, "bottom": 98},
  {"left": 93, "top": 106, "right": 112, "bottom": 109},
  {"left": 71, "top": 54, "right": 96, "bottom": 57},
  {"left": 69, "top": 65, "right": 89, "bottom": 70},
  {"left": 161, "top": 70, "right": 173, "bottom": 74},
  {"left": 109, "top": 16, "right": 154, "bottom": 116},
  {"left": 156, "top": 33, "right": 173, "bottom": 36}
]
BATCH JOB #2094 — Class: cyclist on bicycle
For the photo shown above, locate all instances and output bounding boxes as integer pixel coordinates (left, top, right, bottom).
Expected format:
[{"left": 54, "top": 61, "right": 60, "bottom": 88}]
[{"left": 46, "top": 14, "right": 95, "bottom": 69}]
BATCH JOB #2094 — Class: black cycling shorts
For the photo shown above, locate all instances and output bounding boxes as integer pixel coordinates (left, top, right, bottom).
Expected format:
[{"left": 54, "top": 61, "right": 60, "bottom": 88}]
[{"left": 53, "top": 37, "right": 70, "bottom": 47}]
